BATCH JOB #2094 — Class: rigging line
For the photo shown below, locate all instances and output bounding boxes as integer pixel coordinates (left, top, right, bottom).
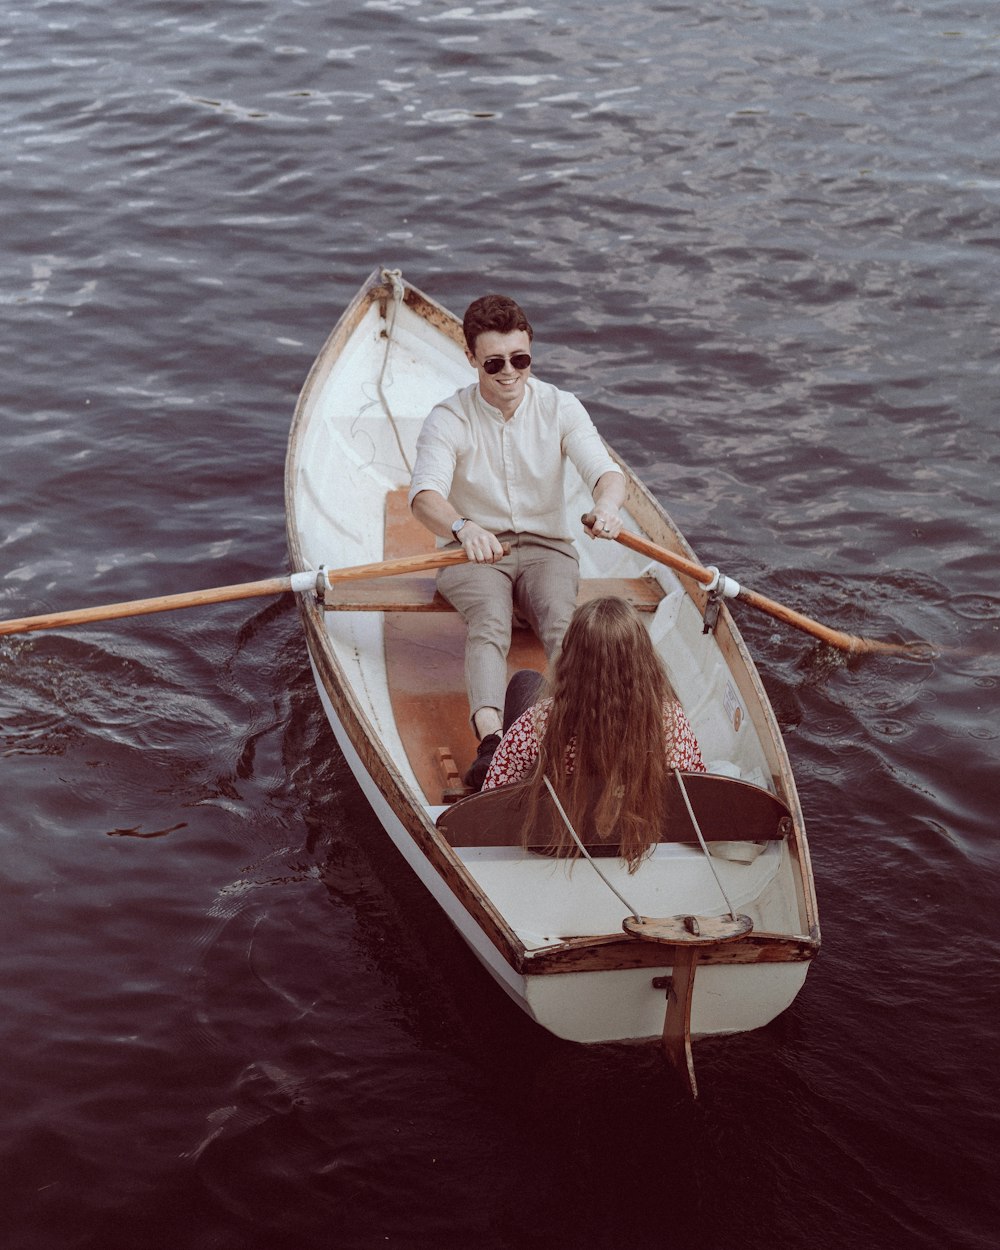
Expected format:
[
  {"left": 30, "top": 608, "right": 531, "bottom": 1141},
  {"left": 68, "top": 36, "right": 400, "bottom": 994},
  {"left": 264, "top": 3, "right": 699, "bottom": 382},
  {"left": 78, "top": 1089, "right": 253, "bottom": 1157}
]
[
  {"left": 377, "top": 267, "right": 413, "bottom": 474},
  {"left": 542, "top": 775, "right": 641, "bottom": 923},
  {"left": 674, "top": 769, "right": 738, "bottom": 921}
]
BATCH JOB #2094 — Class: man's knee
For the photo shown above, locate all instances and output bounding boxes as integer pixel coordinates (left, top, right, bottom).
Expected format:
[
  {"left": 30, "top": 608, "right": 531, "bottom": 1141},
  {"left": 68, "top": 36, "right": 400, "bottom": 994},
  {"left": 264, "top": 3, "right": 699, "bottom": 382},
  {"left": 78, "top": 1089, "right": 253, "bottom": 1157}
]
[
  {"left": 519, "top": 558, "right": 578, "bottom": 653},
  {"left": 440, "top": 564, "right": 510, "bottom": 618}
]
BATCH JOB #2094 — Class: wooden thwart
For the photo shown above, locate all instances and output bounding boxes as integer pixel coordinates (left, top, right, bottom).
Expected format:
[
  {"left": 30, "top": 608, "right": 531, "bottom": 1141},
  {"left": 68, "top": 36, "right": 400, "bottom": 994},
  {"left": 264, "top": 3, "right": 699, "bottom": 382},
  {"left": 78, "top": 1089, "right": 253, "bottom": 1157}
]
[
  {"left": 328, "top": 488, "right": 666, "bottom": 612},
  {"left": 323, "top": 574, "right": 664, "bottom": 613}
]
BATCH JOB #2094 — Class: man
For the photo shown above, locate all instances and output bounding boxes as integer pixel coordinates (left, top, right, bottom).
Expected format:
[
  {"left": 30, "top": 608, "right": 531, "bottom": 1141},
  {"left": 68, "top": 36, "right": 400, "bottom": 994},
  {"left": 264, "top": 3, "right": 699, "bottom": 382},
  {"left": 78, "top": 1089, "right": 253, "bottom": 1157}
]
[{"left": 408, "top": 292, "right": 626, "bottom": 788}]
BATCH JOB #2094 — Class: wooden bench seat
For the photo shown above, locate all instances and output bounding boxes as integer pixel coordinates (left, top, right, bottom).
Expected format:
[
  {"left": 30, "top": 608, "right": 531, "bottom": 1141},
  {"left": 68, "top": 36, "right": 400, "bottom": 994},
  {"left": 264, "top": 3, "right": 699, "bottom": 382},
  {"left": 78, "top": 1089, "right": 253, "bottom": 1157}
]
[
  {"left": 436, "top": 772, "right": 792, "bottom": 851},
  {"left": 324, "top": 573, "right": 664, "bottom": 612},
  {"left": 323, "top": 489, "right": 665, "bottom": 612}
]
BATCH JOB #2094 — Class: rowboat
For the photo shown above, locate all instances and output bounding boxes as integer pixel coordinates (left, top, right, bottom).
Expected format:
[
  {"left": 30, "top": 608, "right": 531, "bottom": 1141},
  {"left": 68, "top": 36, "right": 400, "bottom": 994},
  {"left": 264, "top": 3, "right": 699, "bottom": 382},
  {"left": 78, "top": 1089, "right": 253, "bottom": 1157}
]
[{"left": 284, "top": 268, "right": 820, "bottom": 1094}]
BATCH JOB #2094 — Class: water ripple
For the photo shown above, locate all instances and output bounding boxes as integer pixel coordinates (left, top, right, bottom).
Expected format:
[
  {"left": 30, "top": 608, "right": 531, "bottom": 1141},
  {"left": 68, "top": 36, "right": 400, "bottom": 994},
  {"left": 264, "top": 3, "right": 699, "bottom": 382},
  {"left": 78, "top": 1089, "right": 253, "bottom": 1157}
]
[{"left": 2, "top": 1, "right": 999, "bottom": 1248}]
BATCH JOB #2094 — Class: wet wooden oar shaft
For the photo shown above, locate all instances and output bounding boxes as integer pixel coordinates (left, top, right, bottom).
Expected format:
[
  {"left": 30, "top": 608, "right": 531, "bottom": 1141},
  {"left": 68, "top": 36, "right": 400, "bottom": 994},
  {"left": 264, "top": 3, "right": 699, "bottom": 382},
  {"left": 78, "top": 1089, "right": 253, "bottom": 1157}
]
[
  {"left": 585, "top": 516, "right": 935, "bottom": 659},
  {"left": 0, "top": 576, "right": 298, "bottom": 636},
  {"left": 610, "top": 527, "right": 855, "bottom": 643},
  {"left": 0, "top": 546, "right": 488, "bottom": 637}
]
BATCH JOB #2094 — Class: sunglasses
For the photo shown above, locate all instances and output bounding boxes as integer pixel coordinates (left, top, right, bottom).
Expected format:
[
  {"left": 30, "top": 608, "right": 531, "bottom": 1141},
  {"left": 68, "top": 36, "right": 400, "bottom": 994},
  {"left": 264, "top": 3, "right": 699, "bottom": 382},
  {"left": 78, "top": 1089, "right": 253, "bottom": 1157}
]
[{"left": 480, "top": 352, "right": 532, "bottom": 375}]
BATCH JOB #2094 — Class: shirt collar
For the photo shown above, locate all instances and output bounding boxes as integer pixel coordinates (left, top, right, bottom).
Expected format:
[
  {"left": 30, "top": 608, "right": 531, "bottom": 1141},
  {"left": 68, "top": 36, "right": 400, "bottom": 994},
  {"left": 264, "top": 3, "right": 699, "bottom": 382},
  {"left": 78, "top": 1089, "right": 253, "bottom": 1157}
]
[{"left": 474, "top": 377, "right": 533, "bottom": 422}]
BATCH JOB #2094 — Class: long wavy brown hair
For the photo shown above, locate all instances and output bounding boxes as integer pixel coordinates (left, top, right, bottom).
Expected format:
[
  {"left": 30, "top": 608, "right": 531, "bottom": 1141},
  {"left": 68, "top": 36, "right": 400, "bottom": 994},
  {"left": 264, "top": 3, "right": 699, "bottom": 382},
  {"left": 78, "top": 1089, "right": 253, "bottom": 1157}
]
[{"left": 520, "top": 596, "right": 679, "bottom": 871}]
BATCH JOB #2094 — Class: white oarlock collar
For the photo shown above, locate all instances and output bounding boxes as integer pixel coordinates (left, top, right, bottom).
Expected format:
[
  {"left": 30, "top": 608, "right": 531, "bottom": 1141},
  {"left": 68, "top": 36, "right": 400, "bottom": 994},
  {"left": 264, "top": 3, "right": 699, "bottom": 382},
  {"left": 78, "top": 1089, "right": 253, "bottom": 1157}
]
[
  {"left": 703, "top": 566, "right": 741, "bottom": 599},
  {"left": 288, "top": 569, "right": 320, "bottom": 594}
]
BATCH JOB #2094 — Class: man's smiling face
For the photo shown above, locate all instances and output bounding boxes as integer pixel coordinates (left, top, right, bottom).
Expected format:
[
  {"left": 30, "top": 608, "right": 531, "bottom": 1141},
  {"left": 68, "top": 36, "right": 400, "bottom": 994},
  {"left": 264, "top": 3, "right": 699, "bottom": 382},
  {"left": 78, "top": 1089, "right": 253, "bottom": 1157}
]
[{"left": 468, "top": 329, "right": 532, "bottom": 417}]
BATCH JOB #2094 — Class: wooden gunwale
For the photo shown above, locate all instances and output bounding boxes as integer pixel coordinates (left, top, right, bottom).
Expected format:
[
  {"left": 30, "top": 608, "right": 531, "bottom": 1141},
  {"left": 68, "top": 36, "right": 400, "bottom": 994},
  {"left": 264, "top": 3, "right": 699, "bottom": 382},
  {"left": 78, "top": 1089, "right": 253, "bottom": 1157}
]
[
  {"left": 619, "top": 461, "right": 820, "bottom": 943},
  {"left": 520, "top": 929, "right": 820, "bottom": 976},
  {"left": 286, "top": 272, "right": 527, "bottom": 971},
  {"left": 286, "top": 268, "right": 820, "bottom": 992}
]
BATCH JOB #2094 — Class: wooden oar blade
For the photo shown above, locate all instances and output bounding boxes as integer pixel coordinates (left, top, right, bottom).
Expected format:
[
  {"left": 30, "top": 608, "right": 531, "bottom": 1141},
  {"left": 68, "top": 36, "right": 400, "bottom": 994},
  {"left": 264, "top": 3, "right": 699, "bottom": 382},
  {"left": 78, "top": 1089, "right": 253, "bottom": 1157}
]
[
  {"left": 863, "top": 638, "right": 938, "bottom": 660},
  {"left": 734, "top": 585, "right": 937, "bottom": 659}
]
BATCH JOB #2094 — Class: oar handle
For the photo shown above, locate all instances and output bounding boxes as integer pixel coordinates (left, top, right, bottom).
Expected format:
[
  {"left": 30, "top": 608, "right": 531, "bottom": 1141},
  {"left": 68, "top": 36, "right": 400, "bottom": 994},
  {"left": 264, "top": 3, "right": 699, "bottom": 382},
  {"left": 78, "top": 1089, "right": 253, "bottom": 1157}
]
[
  {"left": 322, "top": 543, "right": 509, "bottom": 585},
  {"left": 582, "top": 514, "right": 714, "bottom": 587},
  {"left": 0, "top": 545, "right": 509, "bottom": 638}
]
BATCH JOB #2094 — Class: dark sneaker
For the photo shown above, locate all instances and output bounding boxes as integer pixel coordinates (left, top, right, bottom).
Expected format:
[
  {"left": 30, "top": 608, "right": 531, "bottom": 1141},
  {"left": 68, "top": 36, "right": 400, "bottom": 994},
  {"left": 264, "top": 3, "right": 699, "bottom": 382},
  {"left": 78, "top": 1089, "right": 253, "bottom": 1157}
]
[{"left": 463, "top": 733, "right": 501, "bottom": 792}]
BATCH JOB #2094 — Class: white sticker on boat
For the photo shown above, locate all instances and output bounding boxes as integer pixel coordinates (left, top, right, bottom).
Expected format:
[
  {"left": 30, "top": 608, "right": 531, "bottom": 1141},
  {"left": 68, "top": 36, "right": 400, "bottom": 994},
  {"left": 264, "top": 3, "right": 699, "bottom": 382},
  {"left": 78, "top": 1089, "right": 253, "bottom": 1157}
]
[{"left": 723, "top": 680, "right": 744, "bottom": 732}]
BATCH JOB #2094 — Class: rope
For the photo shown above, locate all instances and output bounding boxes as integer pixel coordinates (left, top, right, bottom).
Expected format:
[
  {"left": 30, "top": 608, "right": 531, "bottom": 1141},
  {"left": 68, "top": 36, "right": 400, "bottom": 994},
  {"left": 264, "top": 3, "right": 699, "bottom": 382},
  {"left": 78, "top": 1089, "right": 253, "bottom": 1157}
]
[
  {"left": 377, "top": 267, "right": 412, "bottom": 474},
  {"left": 673, "top": 768, "right": 738, "bottom": 920},
  {"left": 542, "top": 776, "right": 641, "bottom": 922},
  {"left": 541, "top": 772, "right": 740, "bottom": 927}
]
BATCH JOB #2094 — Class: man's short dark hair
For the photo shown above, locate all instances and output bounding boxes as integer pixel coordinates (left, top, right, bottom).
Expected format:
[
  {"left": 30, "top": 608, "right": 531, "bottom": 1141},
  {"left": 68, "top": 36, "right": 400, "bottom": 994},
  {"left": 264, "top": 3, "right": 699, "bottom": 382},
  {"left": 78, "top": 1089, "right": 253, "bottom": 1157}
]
[{"left": 462, "top": 294, "right": 533, "bottom": 354}]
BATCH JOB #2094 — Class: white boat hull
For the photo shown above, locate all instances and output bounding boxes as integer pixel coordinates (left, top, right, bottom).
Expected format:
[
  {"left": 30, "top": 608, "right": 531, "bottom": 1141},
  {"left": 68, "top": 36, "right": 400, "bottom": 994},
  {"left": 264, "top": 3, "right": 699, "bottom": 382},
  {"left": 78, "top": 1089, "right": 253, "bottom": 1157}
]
[{"left": 305, "top": 652, "right": 530, "bottom": 1009}]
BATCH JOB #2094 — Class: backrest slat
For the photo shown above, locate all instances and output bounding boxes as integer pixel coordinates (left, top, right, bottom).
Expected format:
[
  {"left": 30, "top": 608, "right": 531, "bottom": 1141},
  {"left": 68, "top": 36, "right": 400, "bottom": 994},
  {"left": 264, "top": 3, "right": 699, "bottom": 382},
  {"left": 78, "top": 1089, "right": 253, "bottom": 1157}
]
[{"left": 436, "top": 772, "right": 791, "bottom": 849}]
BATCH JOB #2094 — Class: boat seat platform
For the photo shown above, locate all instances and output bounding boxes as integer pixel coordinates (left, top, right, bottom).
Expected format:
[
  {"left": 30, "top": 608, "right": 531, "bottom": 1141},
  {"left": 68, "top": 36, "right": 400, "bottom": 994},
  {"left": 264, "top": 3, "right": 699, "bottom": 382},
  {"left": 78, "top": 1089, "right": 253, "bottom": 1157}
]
[
  {"left": 322, "top": 490, "right": 665, "bottom": 613},
  {"left": 323, "top": 573, "right": 663, "bottom": 612}
]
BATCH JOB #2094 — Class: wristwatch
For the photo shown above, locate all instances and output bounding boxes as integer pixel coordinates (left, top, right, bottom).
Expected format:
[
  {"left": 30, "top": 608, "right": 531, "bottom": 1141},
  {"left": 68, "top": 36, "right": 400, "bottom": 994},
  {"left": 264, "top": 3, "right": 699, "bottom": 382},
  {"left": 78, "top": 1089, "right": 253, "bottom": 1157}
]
[{"left": 451, "top": 517, "right": 470, "bottom": 537}]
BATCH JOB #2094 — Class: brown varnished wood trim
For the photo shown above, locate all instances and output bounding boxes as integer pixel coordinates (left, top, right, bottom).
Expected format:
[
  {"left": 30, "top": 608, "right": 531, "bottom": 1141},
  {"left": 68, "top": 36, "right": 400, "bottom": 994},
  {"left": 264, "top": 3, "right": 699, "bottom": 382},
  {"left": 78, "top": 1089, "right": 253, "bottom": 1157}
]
[
  {"left": 323, "top": 574, "right": 665, "bottom": 613},
  {"left": 437, "top": 772, "right": 792, "bottom": 848},
  {"left": 520, "top": 929, "right": 820, "bottom": 975},
  {"left": 298, "top": 565, "right": 527, "bottom": 971}
]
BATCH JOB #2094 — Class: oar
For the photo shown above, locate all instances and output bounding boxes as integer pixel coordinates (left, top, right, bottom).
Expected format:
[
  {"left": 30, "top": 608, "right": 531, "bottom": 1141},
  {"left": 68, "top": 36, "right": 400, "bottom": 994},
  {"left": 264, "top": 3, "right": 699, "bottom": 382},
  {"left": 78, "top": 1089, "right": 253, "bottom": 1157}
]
[
  {"left": 0, "top": 547, "right": 488, "bottom": 638},
  {"left": 583, "top": 514, "right": 935, "bottom": 659}
]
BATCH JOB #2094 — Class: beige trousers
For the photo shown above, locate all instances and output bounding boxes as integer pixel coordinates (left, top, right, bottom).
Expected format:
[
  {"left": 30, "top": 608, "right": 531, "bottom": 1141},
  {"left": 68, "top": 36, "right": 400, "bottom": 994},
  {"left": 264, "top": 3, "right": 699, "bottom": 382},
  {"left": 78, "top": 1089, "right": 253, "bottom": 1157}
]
[{"left": 436, "top": 533, "right": 579, "bottom": 723}]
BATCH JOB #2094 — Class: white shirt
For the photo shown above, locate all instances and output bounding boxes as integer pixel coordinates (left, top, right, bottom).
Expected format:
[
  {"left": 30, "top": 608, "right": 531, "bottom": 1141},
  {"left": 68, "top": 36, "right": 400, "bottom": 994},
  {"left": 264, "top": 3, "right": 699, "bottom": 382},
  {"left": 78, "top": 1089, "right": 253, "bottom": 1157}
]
[{"left": 408, "top": 378, "right": 622, "bottom": 542}]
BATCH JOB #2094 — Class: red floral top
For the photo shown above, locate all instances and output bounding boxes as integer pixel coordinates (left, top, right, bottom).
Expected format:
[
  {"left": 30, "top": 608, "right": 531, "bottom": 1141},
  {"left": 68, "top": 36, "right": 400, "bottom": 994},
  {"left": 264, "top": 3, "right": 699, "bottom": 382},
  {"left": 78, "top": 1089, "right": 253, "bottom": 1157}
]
[{"left": 482, "top": 698, "right": 706, "bottom": 790}]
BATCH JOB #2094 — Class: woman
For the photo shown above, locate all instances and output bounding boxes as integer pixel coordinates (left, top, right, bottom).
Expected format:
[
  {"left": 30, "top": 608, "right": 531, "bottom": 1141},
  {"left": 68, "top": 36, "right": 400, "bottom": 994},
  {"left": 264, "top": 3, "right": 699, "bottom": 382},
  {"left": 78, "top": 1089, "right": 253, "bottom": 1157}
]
[{"left": 482, "top": 596, "right": 705, "bottom": 871}]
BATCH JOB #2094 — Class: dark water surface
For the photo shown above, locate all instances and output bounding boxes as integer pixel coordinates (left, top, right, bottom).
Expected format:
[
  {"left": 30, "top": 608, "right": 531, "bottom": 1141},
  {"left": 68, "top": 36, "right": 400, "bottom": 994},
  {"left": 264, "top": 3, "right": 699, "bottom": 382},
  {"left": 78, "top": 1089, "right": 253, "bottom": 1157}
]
[{"left": 2, "top": 2, "right": 997, "bottom": 1247}]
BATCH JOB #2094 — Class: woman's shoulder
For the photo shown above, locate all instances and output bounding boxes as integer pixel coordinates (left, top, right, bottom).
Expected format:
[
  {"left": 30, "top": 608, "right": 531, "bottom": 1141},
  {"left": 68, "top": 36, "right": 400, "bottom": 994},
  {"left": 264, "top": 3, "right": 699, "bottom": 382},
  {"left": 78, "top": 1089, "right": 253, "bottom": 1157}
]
[
  {"left": 506, "top": 697, "right": 550, "bottom": 739},
  {"left": 662, "top": 698, "right": 706, "bottom": 770},
  {"left": 482, "top": 698, "right": 550, "bottom": 790}
]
